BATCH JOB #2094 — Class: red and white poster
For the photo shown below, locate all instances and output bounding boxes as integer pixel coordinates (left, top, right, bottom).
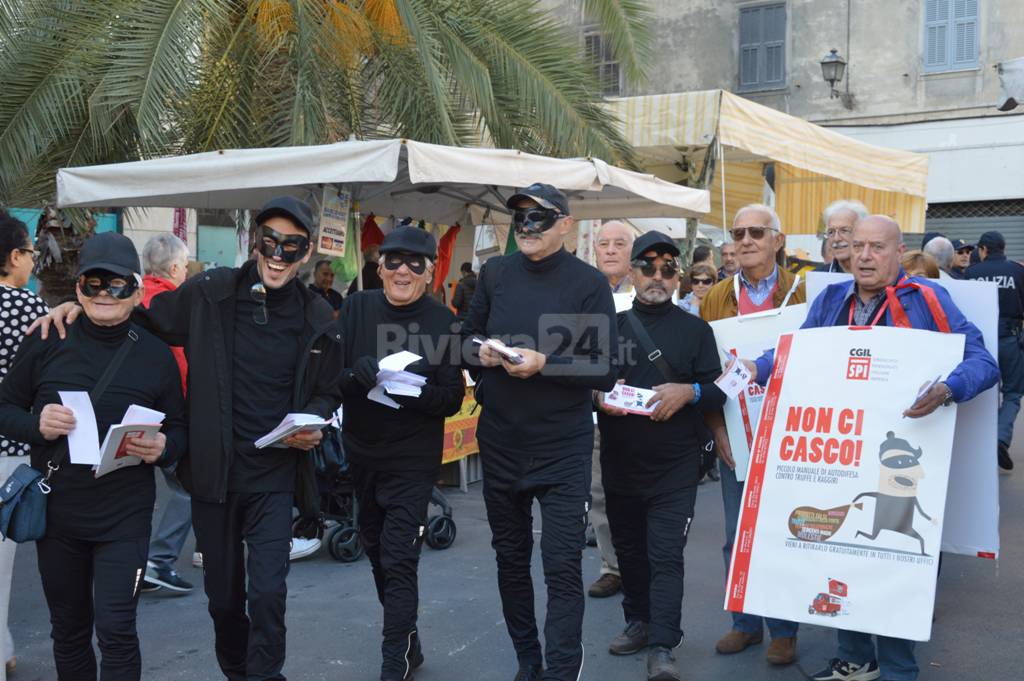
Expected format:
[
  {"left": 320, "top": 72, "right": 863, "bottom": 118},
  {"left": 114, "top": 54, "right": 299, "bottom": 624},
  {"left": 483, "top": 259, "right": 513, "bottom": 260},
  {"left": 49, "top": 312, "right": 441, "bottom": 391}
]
[{"left": 726, "top": 325, "right": 964, "bottom": 641}]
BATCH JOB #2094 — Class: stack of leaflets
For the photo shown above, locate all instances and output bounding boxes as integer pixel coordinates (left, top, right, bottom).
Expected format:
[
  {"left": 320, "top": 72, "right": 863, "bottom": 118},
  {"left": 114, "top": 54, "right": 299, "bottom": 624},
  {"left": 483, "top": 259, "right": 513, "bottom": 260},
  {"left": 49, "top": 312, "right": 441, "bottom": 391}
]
[
  {"left": 256, "top": 413, "right": 337, "bottom": 449},
  {"left": 369, "top": 351, "right": 428, "bottom": 409}
]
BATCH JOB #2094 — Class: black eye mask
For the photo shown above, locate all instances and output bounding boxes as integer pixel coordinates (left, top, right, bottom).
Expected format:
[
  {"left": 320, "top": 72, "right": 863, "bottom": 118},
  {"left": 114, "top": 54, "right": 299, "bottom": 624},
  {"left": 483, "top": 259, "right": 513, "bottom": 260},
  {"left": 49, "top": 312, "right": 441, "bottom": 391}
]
[
  {"left": 257, "top": 225, "right": 310, "bottom": 263},
  {"left": 512, "top": 208, "right": 562, "bottom": 236},
  {"left": 78, "top": 271, "right": 138, "bottom": 299},
  {"left": 383, "top": 253, "right": 428, "bottom": 275}
]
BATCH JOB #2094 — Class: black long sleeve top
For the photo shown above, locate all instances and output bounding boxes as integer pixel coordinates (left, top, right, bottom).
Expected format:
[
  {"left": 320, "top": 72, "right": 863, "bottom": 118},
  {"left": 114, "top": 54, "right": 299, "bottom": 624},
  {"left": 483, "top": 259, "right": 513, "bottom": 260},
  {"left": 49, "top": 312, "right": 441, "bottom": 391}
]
[
  {"left": 461, "top": 248, "right": 618, "bottom": 455},
  {"left": 599, "top": 298, "right": 725, "bottom": 494},
  {"left": 339, "top": 290, "right": 465, "bottom": 471},
  {"left": 0, "top": 316, "right": 186, "bottom": 540}
]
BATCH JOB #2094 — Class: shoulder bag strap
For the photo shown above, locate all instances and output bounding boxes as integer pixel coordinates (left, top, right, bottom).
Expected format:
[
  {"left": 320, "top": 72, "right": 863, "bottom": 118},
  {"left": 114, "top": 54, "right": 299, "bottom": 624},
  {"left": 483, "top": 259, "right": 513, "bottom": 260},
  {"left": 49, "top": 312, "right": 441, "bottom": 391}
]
[
  {"left": 47, "top": 326, "right": 140, "bottom": 473},
  {"left": 624, "top": 310, "right": 676, "bottom": 382}
]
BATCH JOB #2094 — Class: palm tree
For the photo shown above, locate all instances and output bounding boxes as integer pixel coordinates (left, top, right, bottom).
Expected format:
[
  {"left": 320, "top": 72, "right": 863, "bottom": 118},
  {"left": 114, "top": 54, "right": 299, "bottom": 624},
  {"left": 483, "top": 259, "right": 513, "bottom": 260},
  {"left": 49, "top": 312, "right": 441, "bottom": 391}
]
[{"left": 0, "top": 0, "right": 652, "bottom": 207}]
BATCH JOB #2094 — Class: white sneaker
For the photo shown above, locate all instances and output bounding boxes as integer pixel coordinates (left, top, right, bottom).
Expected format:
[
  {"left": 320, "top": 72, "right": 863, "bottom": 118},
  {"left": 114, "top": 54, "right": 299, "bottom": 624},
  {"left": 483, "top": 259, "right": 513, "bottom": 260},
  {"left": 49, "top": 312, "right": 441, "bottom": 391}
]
[
  {"left": 289, "top": 537, "right": 321, "bottom": 561},
  {"left": 192, "top": 552, "right": 204, "bottom": 568}
]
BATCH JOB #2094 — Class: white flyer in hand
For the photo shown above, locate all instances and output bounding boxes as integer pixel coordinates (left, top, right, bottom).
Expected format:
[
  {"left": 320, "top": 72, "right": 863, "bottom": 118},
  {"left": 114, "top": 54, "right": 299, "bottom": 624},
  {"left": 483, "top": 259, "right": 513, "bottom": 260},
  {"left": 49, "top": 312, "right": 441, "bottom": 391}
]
[
  {"left": 58, "top": 391, "right": 100, "bottom": 465},
  {"left": 604, "top": 384, "right": 659, "bottom": 416},
  {"left": 716, "top": 354, "right": 754, "bottom": 400},
  {"left": 473, "top": 337, "right": 524, "bottom": 365}
]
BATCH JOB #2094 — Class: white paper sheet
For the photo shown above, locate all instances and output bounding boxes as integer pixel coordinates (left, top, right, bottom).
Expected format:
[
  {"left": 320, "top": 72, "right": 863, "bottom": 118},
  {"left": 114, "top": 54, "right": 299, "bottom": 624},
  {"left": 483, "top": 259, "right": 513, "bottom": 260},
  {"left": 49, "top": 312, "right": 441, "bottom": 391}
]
[
  {"left": 58, "top": 391, "right": 100, "bottom": 465},
  {"left": 121, "top": 405, "right": 165, "bottom": 425},
  {"left": 604, "top": 384, "right": 659, "bottom": 415},
  {"left": 368, "top": 385, "right": 402, "bottom": 409},
  {"left": 715, "top": 355, "right": 754, "bottom": 400}
]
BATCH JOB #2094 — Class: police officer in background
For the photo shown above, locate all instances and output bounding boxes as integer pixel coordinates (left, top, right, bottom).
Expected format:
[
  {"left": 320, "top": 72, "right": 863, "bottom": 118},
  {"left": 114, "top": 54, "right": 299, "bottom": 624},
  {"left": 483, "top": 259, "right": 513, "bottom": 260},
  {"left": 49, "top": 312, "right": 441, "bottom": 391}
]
[
  {"left": 462, "top": 183, "right": 618, "bottom": 681},
  {"left": 965, "top": 230, "right": 1024, "bottom": 470}
]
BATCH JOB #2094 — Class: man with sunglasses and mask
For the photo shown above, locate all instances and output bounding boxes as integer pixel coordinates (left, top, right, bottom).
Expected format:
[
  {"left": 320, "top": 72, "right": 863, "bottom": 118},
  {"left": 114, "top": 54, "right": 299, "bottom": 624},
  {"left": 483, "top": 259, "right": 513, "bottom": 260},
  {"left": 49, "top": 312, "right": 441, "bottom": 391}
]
[
  {"left": 595, "top": 232, "right": 726, "bottom": 681},
  {"left": 462, "top": 184, "right": 617, "bottom": 681},
  {"left": 33, "top": 197, "right": 343, "bottom": 681},
  {"left": 337, "top": 225, "right": 464, "bottom": 681},
  {"left": 699, "top": 203, "right": 805, "bottom": 666}
]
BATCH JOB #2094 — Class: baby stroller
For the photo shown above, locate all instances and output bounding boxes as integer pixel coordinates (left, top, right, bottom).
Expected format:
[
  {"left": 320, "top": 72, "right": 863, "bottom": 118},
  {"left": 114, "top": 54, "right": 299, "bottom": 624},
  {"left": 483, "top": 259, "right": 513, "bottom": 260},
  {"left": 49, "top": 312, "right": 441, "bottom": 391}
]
[{"left": 294, "top": 427, "right": 458, "bottom": 563}]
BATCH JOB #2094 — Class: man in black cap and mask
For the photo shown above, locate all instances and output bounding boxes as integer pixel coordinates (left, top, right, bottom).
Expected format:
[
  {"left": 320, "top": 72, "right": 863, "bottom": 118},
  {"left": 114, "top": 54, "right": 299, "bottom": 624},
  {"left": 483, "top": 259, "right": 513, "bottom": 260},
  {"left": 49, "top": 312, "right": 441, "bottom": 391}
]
[
  {"left": 966, "top": 230, "right": 1024, "bottom": 470},
  {"left": 34, "top": 197, "right": 344, "bottom": 681},
  {"left": 339, "top": 225, "right": 465, "bottom": 681},
  {"left": 462, "top": 183, "right": 618, "bottom": 681}
]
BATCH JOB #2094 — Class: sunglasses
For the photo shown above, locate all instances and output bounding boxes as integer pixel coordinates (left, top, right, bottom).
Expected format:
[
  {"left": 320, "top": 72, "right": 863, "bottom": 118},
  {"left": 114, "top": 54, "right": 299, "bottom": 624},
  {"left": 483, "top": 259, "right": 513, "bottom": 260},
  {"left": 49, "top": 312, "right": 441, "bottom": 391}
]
[
  {"left": 956, "top": 248, "right": 973, "bottom": 254},
  {"left": 78, "top": 271, "right": 138, "bottom": 300},
  {"left": 631, "top": 258, "right": 679, "bottom": 279},
  {"left": 250, "top": 282, "right": 268, "bottom": 325},
  {"left": 257, "top": 225, "right": 310, "bottom": 263},
  {"left": 512, "top": 208, "right": 562, "bottom": 236},
  {"left": 730, "top": 225, "right": 777, "bottom": 241},
  {"left": 382, "top": 252, "right": 428, "bottom": 275},
  {"left": 691, "top": 277, "right": 715, "bottom": 286}
]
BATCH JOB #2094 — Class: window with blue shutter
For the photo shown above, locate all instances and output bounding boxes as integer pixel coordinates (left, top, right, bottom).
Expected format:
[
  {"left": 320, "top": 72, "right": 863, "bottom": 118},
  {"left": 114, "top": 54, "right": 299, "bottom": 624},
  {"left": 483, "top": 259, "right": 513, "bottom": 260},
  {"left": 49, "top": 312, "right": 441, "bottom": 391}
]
[
  {"left": 924, "top": 0, "right": 978, "bottom": 72},
  {"left": 738, "top": 3, "right": 787, "bottom": 91}
]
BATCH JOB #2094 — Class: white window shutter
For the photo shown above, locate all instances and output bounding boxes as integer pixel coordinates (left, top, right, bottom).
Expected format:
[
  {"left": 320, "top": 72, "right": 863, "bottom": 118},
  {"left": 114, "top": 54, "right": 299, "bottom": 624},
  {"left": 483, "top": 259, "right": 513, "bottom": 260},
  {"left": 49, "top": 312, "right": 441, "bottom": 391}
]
[
  {"left": 952, "top": 0, "right": 978, "bottom": 67},
  {"left": 924, "top": 0, "right": 952, "bottom": 71}
]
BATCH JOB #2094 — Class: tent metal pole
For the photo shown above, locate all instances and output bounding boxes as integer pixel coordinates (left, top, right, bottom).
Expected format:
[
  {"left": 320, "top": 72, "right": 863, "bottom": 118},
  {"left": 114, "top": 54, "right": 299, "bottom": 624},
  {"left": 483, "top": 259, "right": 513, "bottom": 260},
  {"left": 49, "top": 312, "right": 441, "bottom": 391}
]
[{"left": 718, "top": 139, "right": 728, "bottom": 240}]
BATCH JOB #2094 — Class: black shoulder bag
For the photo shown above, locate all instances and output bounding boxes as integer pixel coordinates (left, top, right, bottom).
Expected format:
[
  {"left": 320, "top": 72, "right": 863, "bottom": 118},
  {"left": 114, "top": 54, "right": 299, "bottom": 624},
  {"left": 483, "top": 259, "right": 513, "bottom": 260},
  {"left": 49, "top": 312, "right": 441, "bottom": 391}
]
[
  {"left": 0, "top": 327, "right": 138, "bottom": 543},
  {"left": 622, "top": 311, "right": 717, "bottom": 478}
]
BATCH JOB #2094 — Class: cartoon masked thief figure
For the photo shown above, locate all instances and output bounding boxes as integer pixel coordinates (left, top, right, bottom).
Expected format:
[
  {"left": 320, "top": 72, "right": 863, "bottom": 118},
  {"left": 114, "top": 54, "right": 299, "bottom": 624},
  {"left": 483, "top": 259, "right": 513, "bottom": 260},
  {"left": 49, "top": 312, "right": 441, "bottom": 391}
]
[{"left": 852, "top": 431, "right": 935, "bottom": 555}]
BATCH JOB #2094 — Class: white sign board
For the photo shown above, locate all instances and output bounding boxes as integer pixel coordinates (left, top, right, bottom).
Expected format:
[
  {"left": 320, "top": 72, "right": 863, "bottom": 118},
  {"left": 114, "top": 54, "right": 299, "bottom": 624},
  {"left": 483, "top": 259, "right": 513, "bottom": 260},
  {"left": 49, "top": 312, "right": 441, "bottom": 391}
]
[
  {"left": 806, "top": 272, "right": 1001, "bottom": 559},
  {"left": 317, "top": 187, "right": 351, "bottom": 257},
  {"left": 727, "top": 326, "right": 964, "bottom": 641},
  {"left": 709, "top": 304, "right": 807, "bottom": 480}
]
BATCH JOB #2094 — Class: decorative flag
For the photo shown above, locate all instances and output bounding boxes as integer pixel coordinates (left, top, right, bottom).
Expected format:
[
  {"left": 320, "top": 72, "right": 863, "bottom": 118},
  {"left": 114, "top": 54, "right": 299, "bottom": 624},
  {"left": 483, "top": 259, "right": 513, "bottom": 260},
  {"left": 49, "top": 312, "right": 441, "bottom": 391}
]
[
  {"left": 172, "top": 208, "right": 188, "bottom": 244},
  {"left": 360, "top": 213, "right": 385, "bottom": 252},
  {"left": 504, "top": 226, "right": 518, "bottom": 254},
  {"left": 433, "top": 224, "right": 461, "bottom": 292},
  {"left": 332, "top": 209, "right": 360, "bottom": 283}
]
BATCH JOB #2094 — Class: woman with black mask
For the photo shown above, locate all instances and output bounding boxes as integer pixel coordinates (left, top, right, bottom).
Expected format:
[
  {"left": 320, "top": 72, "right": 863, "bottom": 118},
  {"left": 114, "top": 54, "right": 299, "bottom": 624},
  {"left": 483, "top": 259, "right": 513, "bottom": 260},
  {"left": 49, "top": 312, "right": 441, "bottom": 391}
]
[{"left": 0, "top": 232, "right": 186, "bottom": 681}]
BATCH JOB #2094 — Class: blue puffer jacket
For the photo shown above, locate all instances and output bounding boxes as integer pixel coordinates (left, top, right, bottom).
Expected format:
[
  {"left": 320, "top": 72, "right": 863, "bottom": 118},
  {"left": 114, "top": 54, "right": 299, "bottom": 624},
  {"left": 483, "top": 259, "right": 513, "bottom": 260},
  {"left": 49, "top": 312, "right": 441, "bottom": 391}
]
[{"left": 754, "top": 272, "right": 999, "bottom": 403}]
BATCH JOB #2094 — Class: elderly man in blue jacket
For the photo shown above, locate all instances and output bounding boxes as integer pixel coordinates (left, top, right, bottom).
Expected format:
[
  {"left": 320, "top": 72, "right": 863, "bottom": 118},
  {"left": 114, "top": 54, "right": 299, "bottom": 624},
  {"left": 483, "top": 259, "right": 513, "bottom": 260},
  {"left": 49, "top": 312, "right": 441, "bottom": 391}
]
[{"left": 745, "top": 215, "right": 998, "bottom": 681}]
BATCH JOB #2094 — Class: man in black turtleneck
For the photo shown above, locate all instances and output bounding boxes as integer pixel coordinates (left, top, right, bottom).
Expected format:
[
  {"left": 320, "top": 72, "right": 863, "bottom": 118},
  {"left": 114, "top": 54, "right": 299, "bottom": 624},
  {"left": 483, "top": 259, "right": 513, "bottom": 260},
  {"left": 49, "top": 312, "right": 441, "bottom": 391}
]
[
  {"left": 35, "top": 197, "right": 343, "bottom": 681},
  {"left": 338, "top": 226, "right": 464, "bottom": 681},
  {"left": 595, "top": 231, "right": 725, "bottom": 681},
  {"left": 462, "top": 184, "right": 617, "bottom": 681}
]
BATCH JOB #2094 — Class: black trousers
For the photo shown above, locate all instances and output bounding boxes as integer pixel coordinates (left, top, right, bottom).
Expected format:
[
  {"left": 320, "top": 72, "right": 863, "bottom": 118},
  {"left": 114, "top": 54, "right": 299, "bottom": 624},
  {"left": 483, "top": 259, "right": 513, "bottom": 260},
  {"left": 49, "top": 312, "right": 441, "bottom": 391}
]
[
  {"left": 480, "top": 443, "right": 590, "bottom": 681},
  {"left": 192, "top": 491, "right": 292, "bottom": 681},
  {"left": 352, "top": 464, "right": 436, "bottom": 678},
  {"left": 36, "top": 534, "right": 149, "bottom": 681},
  {"left": 605, "top": 484, "right": 698, "bottom": 649}
]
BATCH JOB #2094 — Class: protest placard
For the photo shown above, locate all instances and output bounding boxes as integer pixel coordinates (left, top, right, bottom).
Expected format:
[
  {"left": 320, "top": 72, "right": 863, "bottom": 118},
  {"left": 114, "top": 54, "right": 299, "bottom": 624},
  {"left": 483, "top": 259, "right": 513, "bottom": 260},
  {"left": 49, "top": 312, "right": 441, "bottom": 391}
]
[
  {"left": 317, "top": 187, "right": 350, "bottom": 257},
  {"left": 726, "top": 325, "right": 963, "bottom": 641},
  {"left": 806, "top": 272, "right": 1001, "bottom": 559}
]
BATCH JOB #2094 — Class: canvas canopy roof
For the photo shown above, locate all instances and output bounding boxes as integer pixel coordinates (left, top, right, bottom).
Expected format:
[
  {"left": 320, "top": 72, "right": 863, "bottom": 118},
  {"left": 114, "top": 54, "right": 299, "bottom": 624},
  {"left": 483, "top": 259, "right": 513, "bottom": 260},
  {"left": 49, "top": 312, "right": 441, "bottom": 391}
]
[
  {"left": 57, "top": 138, "right": 709, "bottom": 224},
  {"left": 606, "top": 90, "right": 930, "bottom": 234}
]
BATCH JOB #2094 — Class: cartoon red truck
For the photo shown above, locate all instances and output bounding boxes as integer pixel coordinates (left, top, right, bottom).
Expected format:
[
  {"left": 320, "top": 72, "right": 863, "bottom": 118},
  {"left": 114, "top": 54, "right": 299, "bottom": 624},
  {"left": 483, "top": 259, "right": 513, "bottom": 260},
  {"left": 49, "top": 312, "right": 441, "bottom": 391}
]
[{"left": 808, "top": 579, "right": 849, "bottom": 617}]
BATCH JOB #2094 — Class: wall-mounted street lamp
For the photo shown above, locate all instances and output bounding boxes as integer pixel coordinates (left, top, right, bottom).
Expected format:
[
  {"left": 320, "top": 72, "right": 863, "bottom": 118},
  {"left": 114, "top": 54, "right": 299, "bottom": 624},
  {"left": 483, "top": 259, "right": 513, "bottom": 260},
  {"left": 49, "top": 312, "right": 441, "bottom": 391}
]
[{"left": 820, "top": 48, "right": 854, "bottom": 109}]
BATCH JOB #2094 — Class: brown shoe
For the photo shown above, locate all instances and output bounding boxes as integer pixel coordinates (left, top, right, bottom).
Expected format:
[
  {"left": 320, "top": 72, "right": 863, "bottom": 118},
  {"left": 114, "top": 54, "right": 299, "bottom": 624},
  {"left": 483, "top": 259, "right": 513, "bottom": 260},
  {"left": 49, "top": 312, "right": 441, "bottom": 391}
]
[
  {"left": 5, "top": 656, "right": 15, "bottom": 674},
  {"left": 765, "top": 636, "right": 797, "bottom": 665},
  {"left": 587, "top": 573, "right": 621, "bottom": 598},
  {"left": 714, "top": 629, "right": 763, "bottom": 655}
]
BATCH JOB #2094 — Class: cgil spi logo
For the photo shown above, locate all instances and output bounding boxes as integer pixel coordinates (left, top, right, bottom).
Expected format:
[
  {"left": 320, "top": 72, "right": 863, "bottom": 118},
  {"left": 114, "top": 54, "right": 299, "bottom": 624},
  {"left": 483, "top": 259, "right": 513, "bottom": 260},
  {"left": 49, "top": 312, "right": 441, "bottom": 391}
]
[{"left": 847, "top": 348, "right": 871, "bottom": 380}]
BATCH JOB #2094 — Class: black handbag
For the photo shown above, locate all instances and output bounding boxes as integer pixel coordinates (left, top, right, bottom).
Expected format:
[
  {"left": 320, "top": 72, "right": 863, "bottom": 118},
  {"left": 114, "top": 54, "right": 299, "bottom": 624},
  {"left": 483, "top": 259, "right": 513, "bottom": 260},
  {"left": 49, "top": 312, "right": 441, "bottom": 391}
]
[
  {"left": 0, "top": 327, "right": 137, "bottom": 543},
  {"left": 311, "top": 426, "right": 347, "bottom": 477}
]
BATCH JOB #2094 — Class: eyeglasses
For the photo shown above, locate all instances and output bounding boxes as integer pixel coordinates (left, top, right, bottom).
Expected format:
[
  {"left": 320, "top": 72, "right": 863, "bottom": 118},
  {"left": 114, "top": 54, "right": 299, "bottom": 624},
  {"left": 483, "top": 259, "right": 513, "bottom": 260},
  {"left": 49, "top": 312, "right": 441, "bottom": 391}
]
[
  {"left": 16, "top": 247, "right": 39, "bottom": 263},
  {"left": 730, "top": 226, "right": 777, "bottom": 242},
  {"left": 825, "top": 226, "right": 853, "bottom": 238},
  {"left": 691, "top": 277, "right": 715, "bottom": 286},
  {"left": 512, "top": 208, "right": 562, "bottom": 236},
  {"left": 257, "top": 226, "right": 310, "bottom": 263},
  {"left": 250, "top": 282, "right": 268, "bottom": 325},
  {"left": 382, "top": 252, "right": 428, "bottom": 275},
  {"left": 631, "top": 258, "right": 679, "bottom": 279},
  {"left": 78, "top": 272, "right": 138, "bottom": 300},
  {"left": 956, "top": 247, "right": 973, "bottom": 255}
]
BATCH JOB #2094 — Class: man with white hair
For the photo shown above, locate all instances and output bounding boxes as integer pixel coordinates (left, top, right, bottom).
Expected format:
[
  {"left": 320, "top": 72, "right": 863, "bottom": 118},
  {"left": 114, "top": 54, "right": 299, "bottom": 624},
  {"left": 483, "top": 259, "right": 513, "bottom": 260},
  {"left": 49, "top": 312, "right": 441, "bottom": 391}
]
[
  {"left": 816, "top": 200, "right": 869, "bottom": 274},
  {"left": 138, "top": 233, "right": 196, "bottom": 594},
  {"left": 700, "top": 203, "right": 804, "bottom": 666},
  {"left": 923, "top": 236, "right": 959, "bottom": 279},
  {"left": 586, "top": 221, "right": 634, "bottom": 599}
]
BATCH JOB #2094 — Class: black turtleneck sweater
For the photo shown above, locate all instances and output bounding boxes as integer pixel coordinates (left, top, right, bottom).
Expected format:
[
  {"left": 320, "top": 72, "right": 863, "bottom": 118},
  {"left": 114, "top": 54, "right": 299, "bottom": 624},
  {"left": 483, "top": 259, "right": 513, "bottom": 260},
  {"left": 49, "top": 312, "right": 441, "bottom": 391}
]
[
  {"left": 339, "top": 290, "right": 465, "bottom": 471},
  {"left": 461, "top": 248, "right": 618, "bottom": 455},
  {"left": 0, "top": 316, "right": 186, "bottom": 540},
  {"left": 230, "top": 267, "right": 305, "bottom": 492},
  {"left": 599, "top": 298, "right": 725, "bottom": 494}
]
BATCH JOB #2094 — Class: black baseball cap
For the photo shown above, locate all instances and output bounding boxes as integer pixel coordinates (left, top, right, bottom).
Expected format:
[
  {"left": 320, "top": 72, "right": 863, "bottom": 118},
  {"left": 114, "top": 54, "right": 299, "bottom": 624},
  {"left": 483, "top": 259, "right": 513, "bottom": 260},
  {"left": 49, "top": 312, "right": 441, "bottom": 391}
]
[
  {"left": 76, "top": 232, "right": 141, "bottom": 277},
  {"left": 631, "top": 230, "right": 680, "bottom": 260},
  {"left": 379, "top": 225, "right": 437, "bottom": 259},
  {"left": 978, "top": 231, "right": 1006, "bottom": 250},
  {"left": 255, "top": 196, "right": 314, "bottom": 236},
  {"left": 951, "top": 239, "right": 972, "bottom": 251},
  {"left": 505, "top": 183, "right": 570, "bottom": 215}
]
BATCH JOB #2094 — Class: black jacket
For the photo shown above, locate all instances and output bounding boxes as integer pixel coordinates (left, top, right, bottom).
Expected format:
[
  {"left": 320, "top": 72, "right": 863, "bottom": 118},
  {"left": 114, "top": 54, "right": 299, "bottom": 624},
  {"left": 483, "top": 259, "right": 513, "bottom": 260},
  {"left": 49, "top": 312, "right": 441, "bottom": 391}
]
[
  {"left": 452, "top": 273, "right": 477, "bottom": 319},
  {"left": 136, "top": 260, "right": 344, "bottom": 504},
  {"left": 965, "top": 253, "right": 1024, "bottom": 333}
]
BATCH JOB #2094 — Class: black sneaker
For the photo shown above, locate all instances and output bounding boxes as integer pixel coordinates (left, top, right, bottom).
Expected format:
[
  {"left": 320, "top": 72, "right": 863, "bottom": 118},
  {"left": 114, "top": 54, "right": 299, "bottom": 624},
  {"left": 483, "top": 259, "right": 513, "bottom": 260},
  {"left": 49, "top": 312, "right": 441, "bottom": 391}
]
[
  {"left": 143, "top": 565, "right": 194, "bottom": 593},
  {"left": 609, "top": 620, "right": 650, "bottom": 655},
  {"left": 810, "top": 658, "right": 880, "bottom": 681},
  {"left": 647, "top": 646, "right": 680, "bottom": 681},
  {"left": 998, "top": 442, "right": 1014, "bottom": 470},
  {"left": 140, "top": 580, "right": 162, "bottom": 593},
  {"left": 513, "top": 663, "right": 542, "bottom": 681},
  {"left": 409, "top": 630, "right": 424, "bottom": 670}
]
